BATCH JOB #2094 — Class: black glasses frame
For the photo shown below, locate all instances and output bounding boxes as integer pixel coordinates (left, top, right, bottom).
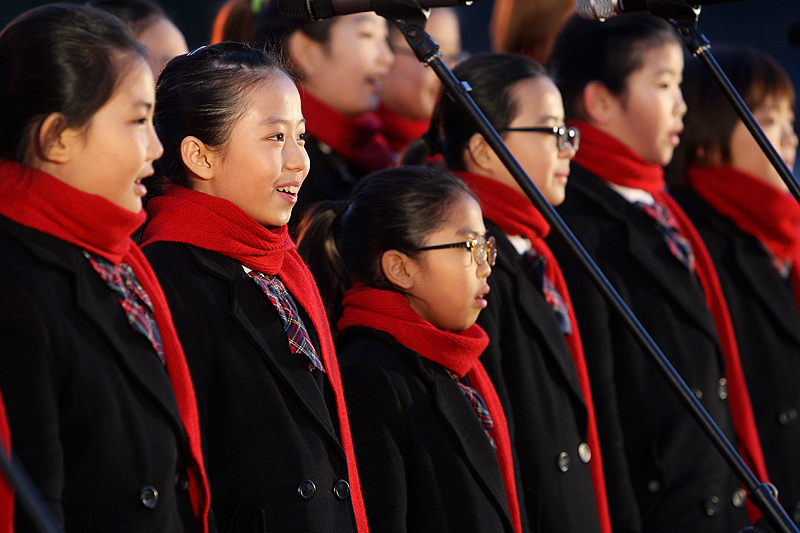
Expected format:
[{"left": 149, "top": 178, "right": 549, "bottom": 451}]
[
  {"left": 501, "top": 125, "right": 580, "bottom": 152},
  {"left": 411, "top": 235, "right": 497, "bottom": 267}
]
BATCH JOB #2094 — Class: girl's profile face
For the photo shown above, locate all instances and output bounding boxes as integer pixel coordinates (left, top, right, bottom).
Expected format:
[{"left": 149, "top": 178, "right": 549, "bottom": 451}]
[
  {"left": 496, "top": 76, "right": 574, "bottom": 206},
  {"left": 728, "top": 95, "right": 797, "bottom": 191},
  {"left": 602, "top": 40, "right": 686, "bottom": 166},
  {"left": 49, "top": 56, "right": 163, "bottom": 213},
  {"left": 198, "top": 73, "right": 310, "bottom": 227},
  {"left": 406, "top": 193, "right": 492, "bottom": 332},
  {"left": 301, "top": 13, "right": 394, "bottom": 116}
]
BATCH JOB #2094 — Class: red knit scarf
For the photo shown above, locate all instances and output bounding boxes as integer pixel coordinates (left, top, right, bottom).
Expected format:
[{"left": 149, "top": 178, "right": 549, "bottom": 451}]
[
  {"left": 0, "top": 391, "right": 11, "bottom": 533},
  {"left": 572, "top": 122, "right": 770, "bottom": 520},
  {"left": 376, "top": 102, "right": 430, "bottom": 154},
  {"left": 688, "top": 164, "right": 800, "bottom": 309},
  {"left": 302, "top": 91, "right": 395, "bottom": 173},
  {"left": 0, "top": 161, "right": 210, "bottom": 532},
  {"left": 141, "top": 184, "right": 369, "bottom": 532},
  {"left": 337, "top": 283, "right": 522, "bottom": 533},
  {"left": 458, "top": 171, "right": 613, "bottom": 533}
]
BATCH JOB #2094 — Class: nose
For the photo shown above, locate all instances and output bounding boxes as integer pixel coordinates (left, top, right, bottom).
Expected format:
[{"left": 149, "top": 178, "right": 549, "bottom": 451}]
[
  {"left": 559, "top": 143, "right": 577, "bottom": 159},
  {"left": 378, "top": 36, "right": 395, "bottom": 69},
  {"left": 147, "top": 122, "right": 164, "bottom": 162},
  {"left": 675, "top": 89, "right": 687, "bottom": 118},
  {"left": 286, "top": 136, "right": 310, "bottom": 174},
  {"left": 477, "top": 258, "right": 491, "bottom": 279},
  {"left": 782, "top": 122, "right": 798, "bottom": 149}
]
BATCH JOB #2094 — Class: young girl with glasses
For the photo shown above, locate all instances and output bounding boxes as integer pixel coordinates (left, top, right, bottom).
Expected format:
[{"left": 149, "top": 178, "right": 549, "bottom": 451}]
[
  {"left": 548, "top": 13, "right": 768, "bottom": 533},
  {"left": 666, "top": 44, "right": 800, "bottom": 522},
  {"left": 0, "top": 4, "right": 209, "bottom": 531},
  {"left": 296, "top": 166, "right": 524, "bottom": 533},
  {"left": 140, "top": 42, "right": 367, "bottom": 532},
  {"left": 404, "top": 52, "right": 613, "bottom": 533}
]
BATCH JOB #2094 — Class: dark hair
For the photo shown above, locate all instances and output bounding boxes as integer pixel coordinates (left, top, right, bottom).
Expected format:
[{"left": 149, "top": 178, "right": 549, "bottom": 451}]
[
  {"left": 548, "top": 13, "right": 679, "bottom": 120},
  {"left": 296, "top": 166, "right": 476, "bottom": 325},
  {"left": 665, "top": 44, "right": 796, "bottom": 187},
  {"left": 87, "top": 0, "right": 167, "bottom": 37},
  {"left": 402, "top": 52, "right": 548, "bottom": 170},
  {"left": 0, "top": 3, "right": 146, "bottom": 163},
  {"left": 149, "top": 42, "right": 290, "bottom": 192},
  {"left": 253, "top": 0, "right": 336, "bottom": 73}
]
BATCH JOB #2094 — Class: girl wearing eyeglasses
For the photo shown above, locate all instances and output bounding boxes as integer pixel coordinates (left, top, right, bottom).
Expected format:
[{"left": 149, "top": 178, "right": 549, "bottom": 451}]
[
  {"left": 404, "top": 52, "right": 615, "bottom": 533},
  {"left": 548, "top": 13, "right": 768, "bottom": 533},
  {"left": 296, "top": 166, "right": 524, "bottom": 533},
  {"left": 666, "top": 45, "right": 800, "bottom": 521},
  {"left": 140, "top": 43, "right": 368, "bottom": 533}
]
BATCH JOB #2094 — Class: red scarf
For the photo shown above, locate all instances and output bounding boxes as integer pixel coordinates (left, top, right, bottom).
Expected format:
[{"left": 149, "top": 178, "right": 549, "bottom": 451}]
[
  {"left": 337, "top": 283, "right": 522, "bottom": 533},
  {"left": 688, "top": 164, "right": 800, "bottom": 309},
  {"left": 0, "top": 392, "right": 12, "bottom": 533},
  {"left": 458, "top": 171, "right": 613, "bottom": 533},
  {"left": 0, "top": 160, "right": 210, "bottom": 532},
  {"left": 141, "top": 184, "right": 369, "bottom": 532},
  {"left": 571, "top": 122, "right": 770, "bottom": 520},
  {"left": 375, "top": 102, "right": 430, "bottom": 155},
  {"left": 302, "top": 91, "right": 395, "bottom": 174}
]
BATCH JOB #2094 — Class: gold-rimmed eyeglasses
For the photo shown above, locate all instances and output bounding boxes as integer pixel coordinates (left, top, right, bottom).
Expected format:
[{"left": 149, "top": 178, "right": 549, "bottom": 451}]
[{"left": 411, "top": 235, "right": 497, "bottom": 267}]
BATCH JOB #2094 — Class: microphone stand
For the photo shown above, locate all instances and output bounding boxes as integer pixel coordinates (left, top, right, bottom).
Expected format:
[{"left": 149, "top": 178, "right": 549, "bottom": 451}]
[
  {"left": 375, "top": 2, "right": 798, "bottom": 532},
  {"left": 0, "top": 446, "right": 65, "bottom": 533}
]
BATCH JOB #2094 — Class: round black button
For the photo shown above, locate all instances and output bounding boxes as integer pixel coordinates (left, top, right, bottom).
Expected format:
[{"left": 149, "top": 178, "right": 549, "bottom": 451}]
[
  {"left": 298, "top": 480, "right": 316, "bottom": 500},
  {"left": 140, "top": 486, "right": 159, "bottom": 509},
  {"left": 779, "top": 408, "right": 798, "bottom": 427},
  {"left": 333, "top": 479, "right": 351, "bottom": 500},
  {"left": 732, "top": 488, "right": 746, "bottom": 508},
  {"left": 175, "top": 472, "right": 189, "bottom": 491},
  {"left": 647, "top": 479, "right": 661, "bottom": 493},
  {"left": 557, "top": 452, "right": 570, "bottom": 473},
  {"left": 703, "top": 495, "right": 720, "bottom": 517}
]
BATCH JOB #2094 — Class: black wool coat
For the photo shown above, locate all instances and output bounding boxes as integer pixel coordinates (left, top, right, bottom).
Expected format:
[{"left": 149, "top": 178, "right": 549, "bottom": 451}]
[
  {"left": 338, "top": 326, "right": 520, "bottom": 533},
  {"left": 143, "top": 241, "right": 358, "bottom": 533},
  {"left": 0, "top": 216, "right": 198, "bottom": 533},
  {"left": 547, "top": 165, "right": 751, "bottom": 533},
  {"left": 477, "top": 220, "right": 608, "bottom": 533},
  {"left": 675, "top": 187, "right": 800, "bottom": 524}
]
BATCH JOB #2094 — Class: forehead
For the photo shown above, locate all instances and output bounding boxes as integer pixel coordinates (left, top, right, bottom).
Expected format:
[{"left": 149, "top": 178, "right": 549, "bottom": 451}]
[{"left": 510, "top": 76, "right": 564, "bottom": 119}]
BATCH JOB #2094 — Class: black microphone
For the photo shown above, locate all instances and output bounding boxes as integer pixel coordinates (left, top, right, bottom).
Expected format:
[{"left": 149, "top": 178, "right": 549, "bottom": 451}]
[
  {"left": 576, "top": 0, "right": 740, "bottom": 21},
  {"left": 789, "top": 21, "right": 800, "bottom": 47},
  {"left": 277, "top": 0, "right": 478, "bottom": 21}
]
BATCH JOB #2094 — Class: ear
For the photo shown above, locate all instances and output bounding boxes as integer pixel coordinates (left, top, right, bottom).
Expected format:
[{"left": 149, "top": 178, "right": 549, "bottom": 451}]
[
  {"left": 37, "top": 112, "right": 83, "bottom": 164},
  {"left": 180, "top": 136, "right": 215, "bottom": 181},
  {"left": 582, "top": 81, "right": 615, "bottom": 124},
  {"left": 286, "top": 31, "right": 322, "bottom": 78},
  {"left": 381, "top": 249, "right": 418, "bottom": 290},
  {"left": 465, "top": 132, "right": 496, "bottom": 174}
]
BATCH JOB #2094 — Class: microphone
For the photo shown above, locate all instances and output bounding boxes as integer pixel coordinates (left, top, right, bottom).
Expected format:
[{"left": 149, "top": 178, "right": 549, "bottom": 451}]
[
  {"left": 278, "top": 0, "right": 478, "bottom": 21},
  {"left": 576, "top": 0, "right": 739, "bottom": 21}
]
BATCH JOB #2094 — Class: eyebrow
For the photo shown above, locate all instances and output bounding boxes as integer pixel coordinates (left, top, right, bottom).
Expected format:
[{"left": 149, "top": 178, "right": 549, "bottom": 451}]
[{"left": 258, "top": 117, "right": 306, "bottom": 128}]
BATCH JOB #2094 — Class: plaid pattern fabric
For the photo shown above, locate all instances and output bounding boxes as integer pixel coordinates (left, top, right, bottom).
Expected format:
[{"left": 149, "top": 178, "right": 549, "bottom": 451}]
[
  {"left": 448, "top": 370, "right": 496, "bottom": 450},
  {"left": 248, "top": 271, "right": 325, "bottom": 373},
  {"left": 635, "top": 200, "right": 696, "bottom": 271},
  {"left": 523, "top": 249, "right": 573, "bottom": 335},
  {"left": 83, "top": 251, "right": 164, "bottom": 364}
]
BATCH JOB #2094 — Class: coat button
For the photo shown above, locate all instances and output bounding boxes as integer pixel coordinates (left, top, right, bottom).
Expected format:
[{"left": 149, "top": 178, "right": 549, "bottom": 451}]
[
  {"left": 718, "top": 378, "right": 728, "bottom": 400},
  {"left": 557, "top": 452, "right": 570, "bottom": 473},
  {"left": 333, "top": 480, "right": 350, "bottom": 500},
  {"left": 692, "top": 388, "right": 703, "bottom": 400},
  {"left": 703, "top": 495, "right": 720, "bottom": 516},
  {"left": 578, "top": 443, "right": 591, "bottom": 463},
  {"left": 298, "top": 480, "right": 316, "bottom": 500},
  {"left": 175, "top": 472, "right": 189, "bottom": 491},
  {"left": 140, "top": 486, "right": 159, "bottom": 509},
  {"left": 647, "top": 479, "right": 661, "bottom": 493},
  {"left": 732, "top": 488, "right": 746, "bottom": 508},
  {"left": 792, "top": 502, "right": 800, "bottom": 523},
  {"left": 779, "top": 408, "right": 798, "bottom": 427}
]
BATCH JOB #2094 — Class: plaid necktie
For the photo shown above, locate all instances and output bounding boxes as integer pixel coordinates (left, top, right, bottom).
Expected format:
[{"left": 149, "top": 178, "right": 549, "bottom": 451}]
[
  {"left": 448, "top": 370, "right": 496, "bottom": 449},
  {"left": 83, "top": 251, "right": 164, "bottom": 364},
  {"left": 248, "top": 271, "right": 325, "bottom": 373},
  {"left": 635, "top": 200, "right": 696, "bottom": 271},
  {"left": 523, "top": 249, "right": 573, "bottom": 335}
]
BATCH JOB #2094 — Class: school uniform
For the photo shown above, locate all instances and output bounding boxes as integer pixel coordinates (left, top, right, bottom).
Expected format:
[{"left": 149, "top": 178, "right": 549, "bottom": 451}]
[
  {"left": 336, "top": 284, "right": 524, "bottom": 533},
  {"left": 0, "top": 161, "right": 209, "bottom": 533},
  {"left": 673, "top": 165, "right": 800, "bottom": 524},
  {"left": 142, "top": 184, "right": 367, "bottom": 533},
  {"left": 547, "top": 122, "right": 759, "bottom": 533}
]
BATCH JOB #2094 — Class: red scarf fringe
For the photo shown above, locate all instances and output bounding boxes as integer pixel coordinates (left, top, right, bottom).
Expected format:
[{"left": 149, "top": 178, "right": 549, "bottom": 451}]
[
  {"left": 338, "top": 284, "right": 522, "bottom": 533},
  {"left": 571, "top": 125, "right": 770, "bottom": 521},
  {"left": 0, "top": 161, "right": 210, "bottom": 532},
  {"left": 142, "top": 184, "right": 369, "bottom": 532},
  {"left": 458, "top": 171, "right": 613, "bottom": 533}
]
